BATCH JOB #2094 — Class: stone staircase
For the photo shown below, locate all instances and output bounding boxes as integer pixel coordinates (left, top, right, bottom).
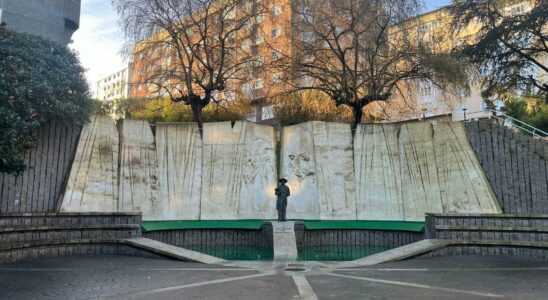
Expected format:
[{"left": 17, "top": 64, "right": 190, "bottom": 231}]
[
  {"left": 0, "top": 212, "right": 156, "bottom": 264},
  {"left": 424, "top": 214, "right": 548, "bottom": 259}
]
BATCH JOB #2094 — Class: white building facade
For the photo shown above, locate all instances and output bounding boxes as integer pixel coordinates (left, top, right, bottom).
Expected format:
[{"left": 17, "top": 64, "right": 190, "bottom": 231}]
[{"left": 95, "top": 64, "right": 134, "bottom": 101}]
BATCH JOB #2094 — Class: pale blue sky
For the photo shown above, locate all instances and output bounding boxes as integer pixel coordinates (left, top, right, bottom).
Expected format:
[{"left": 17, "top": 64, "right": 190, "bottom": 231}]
[{"left": 71, "top": 0, "right": 452, "bottom": 94}]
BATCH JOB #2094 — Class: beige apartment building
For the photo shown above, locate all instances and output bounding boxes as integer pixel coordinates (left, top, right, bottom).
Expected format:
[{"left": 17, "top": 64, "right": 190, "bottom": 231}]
[{"left": 130, "top": 0, "right": 537, "bottom": 124}]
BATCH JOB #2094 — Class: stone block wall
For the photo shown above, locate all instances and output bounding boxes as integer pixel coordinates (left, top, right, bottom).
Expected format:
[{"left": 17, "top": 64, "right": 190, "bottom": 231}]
[
  {"left": 424, "top": 214, "right": 548, "bottom": 259},
  {"left": 0, "top": 212, "right": 156, "bottom": 264},
  {"left": 143, "top": 223, "right": 273, "bottom": 250},
  {"left": 294, "top": 223, "right": 423, "bottom": 249},
  {"left": 0, "top": 122, "right": 81, "bottom": 214},
  {"left": 465, "top": 120, "right": 548, "bottom": 214}
]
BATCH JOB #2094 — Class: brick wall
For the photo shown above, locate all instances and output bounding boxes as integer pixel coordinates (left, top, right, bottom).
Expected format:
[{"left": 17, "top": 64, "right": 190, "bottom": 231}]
[{"left": 465, "top": 120, "right": 548, "bottom": 213}]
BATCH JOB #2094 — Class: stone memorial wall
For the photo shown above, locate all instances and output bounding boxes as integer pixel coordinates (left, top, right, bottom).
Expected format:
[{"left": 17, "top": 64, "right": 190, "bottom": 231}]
[
  {"left": 61, "top": 115, "right": 119, "bottom": 213},
  {"left": 59, "top": 118, "right": 501, "bottom": 221},
  {"left": 156, "top": 123, "right": 202, "bottom": 220},
  {"left": 354, "top": 121, "right": 501, "bottom": 221},
  {"left": 281, "top": 122, "right": 356, "bottom": 220}
]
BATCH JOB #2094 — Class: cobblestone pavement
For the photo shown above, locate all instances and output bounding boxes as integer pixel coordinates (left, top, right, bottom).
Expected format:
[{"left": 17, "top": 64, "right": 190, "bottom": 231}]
[{"left": 1, "top": 255, "right": 548, "bottom": 299}]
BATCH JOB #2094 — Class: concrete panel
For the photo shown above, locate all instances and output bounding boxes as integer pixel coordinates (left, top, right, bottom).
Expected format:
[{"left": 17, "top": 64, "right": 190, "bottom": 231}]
[
  {"left": 280, "top": 122, "right": 320, "bottom": 220},
  {"left": 201, "top": 122, "right": 244, "bottom": 219},
  {"left": 156, "top": 123, "right": 202, "bottom": 220},
  {"left": 355, "top": 124, "right": 403, "bottom": 220},
  {"left": 434, "top": 122, "right": 500, "bottom": 214},
  {"left": 312, "top": 122, "right": 356, "bottom": 220},
  {"left": 61, "top": 115, "right": 119, "bottom": 212},
  {"left": 354, "top": 121, "right": 501, "bottom": 221},
  {"left": 398, "top": 123, "right": 442, "bottom": 220},
  {"left": 238, "top": 122, "right": 278, "bottom": 220},
  {"left": 201, "top": 121, "right": 278, "bottom": 220},
  {"left": 119, "top": 120, "right": 161, "bottom": 220}
]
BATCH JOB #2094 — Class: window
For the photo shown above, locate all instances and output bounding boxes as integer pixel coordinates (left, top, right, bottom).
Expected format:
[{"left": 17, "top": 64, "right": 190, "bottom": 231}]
[
  {"left": 301, "top": 31, "right": 314, "bottom": 43},
  {"left": 271, "top": 73, "right": 281, "bottom": 84},
  {"left": 271, "top": 50, "right": 281, "bottom": 60},
  {"left": 253, "top": 79, "right": 264, "bottom": 89},
  {"left": 271, "top": 28, "right": 281, "bottom": 38},
  {"left": 271, "top": 6, "right": 282, "bottom": 16},
  {"left": 256, "top": 13, "right": 265, "bottom": 23}
]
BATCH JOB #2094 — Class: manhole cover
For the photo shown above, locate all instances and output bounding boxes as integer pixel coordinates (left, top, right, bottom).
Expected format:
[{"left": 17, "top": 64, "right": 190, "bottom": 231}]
[
  {"left": 287, "top": 264, "right": 303, "bottom": 267},
  {"left": 285, "top": 268, "right": 306, "bottom": 272}
]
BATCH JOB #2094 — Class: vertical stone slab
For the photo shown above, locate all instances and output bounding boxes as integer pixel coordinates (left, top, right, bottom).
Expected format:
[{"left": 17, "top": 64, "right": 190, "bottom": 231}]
[
  {"left": 434, "top": 122, "right": 501, "bottom": 214},
  {"left": 119, "top": 119, "right": 161, "bottom": 220},
  {"left": 312, "top": 122, "right": 356, "bottom": 220},
  {"left": 354, "top": 124, "right": 403, "bottom": 220},
  {"left": 201, "top": 121, "right": 246, "bottom": 219},
  {"left": 280, "top": 122, "right": 320, "bottom": 219},
  {"left": 156, "top": 123, "right": 202, "bottom": 220},
  {"left": 398, "top": 123, "right": 442, "bottom": 220},
  {"left": 238, "top": 122, "right": 278, "bottom": 220},
  {"left": 61, "top": 115, "right": 119, "bottom": 212}
]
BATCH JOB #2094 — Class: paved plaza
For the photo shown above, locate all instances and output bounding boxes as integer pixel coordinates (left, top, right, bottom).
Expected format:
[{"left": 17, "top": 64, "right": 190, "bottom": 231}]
[{"left": 1, "top": 255, "right": 548, "bottom": 299}]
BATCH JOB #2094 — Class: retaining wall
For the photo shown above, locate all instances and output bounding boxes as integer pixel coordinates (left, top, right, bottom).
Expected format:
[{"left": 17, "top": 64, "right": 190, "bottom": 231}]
[
  {"left": 0, "top": 123, "right": 81, "bottom": 214},
  {"left": 465, "top": 120, "right": 548, "bottom": 214}
]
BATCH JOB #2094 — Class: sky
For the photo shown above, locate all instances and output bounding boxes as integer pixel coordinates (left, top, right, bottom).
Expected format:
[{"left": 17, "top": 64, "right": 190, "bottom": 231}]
[{"left": 71, "top": 0, "right": 452, "bottom": 95}]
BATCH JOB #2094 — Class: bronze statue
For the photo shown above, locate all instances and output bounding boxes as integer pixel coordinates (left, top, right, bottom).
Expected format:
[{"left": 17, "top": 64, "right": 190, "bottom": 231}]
[{"left": 275, "top": 178, "right": 290, "bottom": 221}]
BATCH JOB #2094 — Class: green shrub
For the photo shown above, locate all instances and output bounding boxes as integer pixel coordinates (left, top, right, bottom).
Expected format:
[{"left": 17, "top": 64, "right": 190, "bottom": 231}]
[
  {"left": 118, "top": 97, "right": 252, "bottom": 124},
  {"left": 0, "top": 24, "right": 92, "bottom": 174},
  {"left": 273, "top": 91, "right": 353, "bottom": 126}
]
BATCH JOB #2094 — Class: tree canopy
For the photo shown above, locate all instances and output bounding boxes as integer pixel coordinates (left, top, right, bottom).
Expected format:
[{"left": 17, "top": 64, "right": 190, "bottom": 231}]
[
  {"left": 452, "top": 0, "right": 547, "bottom": 103},
  {"left": 114, "top": 0, "right": 263, "bottom": 132},
  {"left": 273, "top": 0, "right": 469, "bottom": 127},
  {"left": 0, "top": 24, "right": 92, "bottom": 174}
]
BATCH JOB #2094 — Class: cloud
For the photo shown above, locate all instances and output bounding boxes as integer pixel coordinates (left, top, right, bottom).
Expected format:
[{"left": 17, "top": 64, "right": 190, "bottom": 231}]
[{"left": 70, "top": 0, "right": 127, "bottom": 96}]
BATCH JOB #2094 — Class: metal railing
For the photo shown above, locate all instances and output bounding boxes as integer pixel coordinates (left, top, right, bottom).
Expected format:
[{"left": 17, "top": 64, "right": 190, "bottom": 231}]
[{"left": 465, "top": 109, "right": 548, "bottom": 140}]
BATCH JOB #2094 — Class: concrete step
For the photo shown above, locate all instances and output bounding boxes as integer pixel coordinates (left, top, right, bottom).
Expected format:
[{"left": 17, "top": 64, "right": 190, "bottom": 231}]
[
  {"left": 272, "top": 221, "right": 298, "bottom": 262},
  {"left": 124, "top": 237, "right": 226, "bottom": 264}
]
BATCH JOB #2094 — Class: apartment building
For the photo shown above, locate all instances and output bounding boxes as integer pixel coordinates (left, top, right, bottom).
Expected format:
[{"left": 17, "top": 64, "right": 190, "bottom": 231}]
[
  {"left": 0, "top": 0, "right": 81, "bottom": 46},
  {"left": 96, "top": 63, "right": 134, "bottom": 101},
  {"left": 131, "top": 0, "right": 537, "bottom": 124}
]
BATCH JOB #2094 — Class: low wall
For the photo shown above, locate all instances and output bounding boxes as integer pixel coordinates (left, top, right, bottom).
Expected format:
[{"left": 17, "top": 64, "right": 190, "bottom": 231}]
[
  {"left": 424, "top": 214, "right": 548, "bottom": 259},
  {"left": 143, "top": 223, "right": 273, "bottom": 249},
  {"left": 294, "top": 223, "right": 423, "bottom": 248},
  {"left": 0, "top": 212, "right": 161, "bottom": 264}
]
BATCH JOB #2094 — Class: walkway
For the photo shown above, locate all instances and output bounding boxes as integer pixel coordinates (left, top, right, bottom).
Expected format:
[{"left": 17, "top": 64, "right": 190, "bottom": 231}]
[{"left": 2, "top": 255, "right": 548, "bottom": 299}]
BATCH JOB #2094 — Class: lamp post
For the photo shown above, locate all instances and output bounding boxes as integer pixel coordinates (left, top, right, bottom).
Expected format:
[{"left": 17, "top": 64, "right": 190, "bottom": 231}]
[{"left": 462, "top": 108, "right": 468, "bottom": 121}]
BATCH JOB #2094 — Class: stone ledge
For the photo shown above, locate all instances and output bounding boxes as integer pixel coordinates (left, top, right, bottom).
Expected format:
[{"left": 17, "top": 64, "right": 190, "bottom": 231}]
[
  {"left": 435, "top": 226, "right": 548, "bottom": 232},
  {"left": 0, "top": 212, "right": 142, "bottom": 217},
  {"left": 0, "top": 224, "right": 140, "bottom": 233},
  {"left": 451, "top": 239, "right": 548, "bottom": 249},
  {"left": 0, "top": 239, "right": 125, "bottom": 251},
  {"left": 427, "top": 213, "right": 548, "bottom": 219}
]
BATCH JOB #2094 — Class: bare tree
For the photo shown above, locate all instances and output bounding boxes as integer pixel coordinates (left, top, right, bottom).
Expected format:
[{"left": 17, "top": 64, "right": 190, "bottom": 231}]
[
  {"left": 274, "top": 0, "right": 468, "bottom": 127},
  {"left": 113, "top": 0, "right": 264, "bottom": 131}
]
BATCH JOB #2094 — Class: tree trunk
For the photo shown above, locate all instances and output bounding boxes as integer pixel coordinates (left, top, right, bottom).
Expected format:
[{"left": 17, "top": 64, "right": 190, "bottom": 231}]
[
  {"left": 190, "top": 101, "right": 204, "bottom": 136},
  {"left": 352, "top": 103, "right": 363, "bottom": 131}
]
